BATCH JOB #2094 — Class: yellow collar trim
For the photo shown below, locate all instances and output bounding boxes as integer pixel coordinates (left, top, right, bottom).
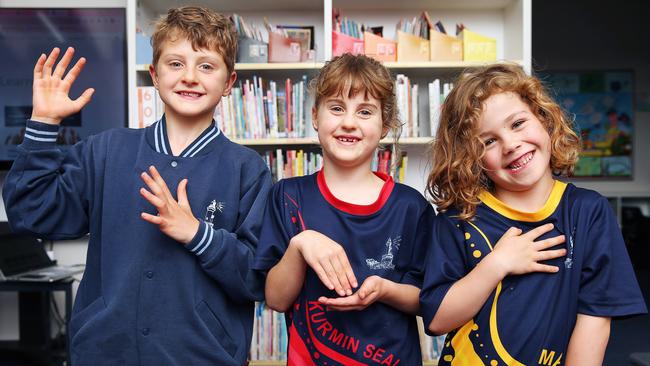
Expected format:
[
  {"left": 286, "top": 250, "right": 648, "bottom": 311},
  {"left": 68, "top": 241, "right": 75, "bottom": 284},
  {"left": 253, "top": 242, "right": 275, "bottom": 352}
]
[{"left": 478, "top": 181, "right": 567, "bottom": 222}]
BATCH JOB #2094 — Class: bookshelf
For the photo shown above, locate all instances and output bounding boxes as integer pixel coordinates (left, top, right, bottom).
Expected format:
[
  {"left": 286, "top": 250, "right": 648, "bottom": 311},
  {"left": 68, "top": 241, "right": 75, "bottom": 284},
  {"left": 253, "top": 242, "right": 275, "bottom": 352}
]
[{"left": 134, "top": 0, "right": 531, "bottom": 362}]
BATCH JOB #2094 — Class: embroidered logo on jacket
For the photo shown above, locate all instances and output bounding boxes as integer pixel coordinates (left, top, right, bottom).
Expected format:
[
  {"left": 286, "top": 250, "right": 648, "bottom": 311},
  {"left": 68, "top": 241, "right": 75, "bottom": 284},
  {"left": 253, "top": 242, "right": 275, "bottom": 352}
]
[
  {"left": 204, "top": 200, "right": 224, "bottom": 227},
  {"left": 366, "top": 236, "right": 401, "bottom": 270}
]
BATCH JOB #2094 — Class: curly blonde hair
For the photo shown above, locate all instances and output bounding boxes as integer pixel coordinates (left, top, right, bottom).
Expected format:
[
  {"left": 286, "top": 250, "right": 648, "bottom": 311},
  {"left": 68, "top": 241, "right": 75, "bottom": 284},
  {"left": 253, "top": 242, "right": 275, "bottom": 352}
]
[
  {"left": 310, "top": 54, "right": 402, "bottom": 165},
  {"left": 426, "top": 63, "right": 580, "bottom": 220},
  {"left": 151, "top": 6, "right": 237, "bottom": 75}
]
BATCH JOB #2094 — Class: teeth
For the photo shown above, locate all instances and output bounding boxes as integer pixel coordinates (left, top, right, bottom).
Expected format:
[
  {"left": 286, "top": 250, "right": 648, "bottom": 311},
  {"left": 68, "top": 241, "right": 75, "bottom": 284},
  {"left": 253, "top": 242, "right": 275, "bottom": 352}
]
[
  {"left": 179, "top": 91, "right": 201, "bottom": 97},
  {"left": 337, "top": 137, "right": 358, "bottom": 142},
  {"left": 508, "top": 152, "right": 533, "bottom": 170}
]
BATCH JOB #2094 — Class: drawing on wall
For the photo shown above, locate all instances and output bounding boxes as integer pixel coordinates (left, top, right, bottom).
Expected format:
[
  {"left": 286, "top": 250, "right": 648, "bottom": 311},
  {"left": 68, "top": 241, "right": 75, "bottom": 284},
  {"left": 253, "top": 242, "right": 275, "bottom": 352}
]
[{"left": 545, "top": 71, "right": 634, "bottom": 178}]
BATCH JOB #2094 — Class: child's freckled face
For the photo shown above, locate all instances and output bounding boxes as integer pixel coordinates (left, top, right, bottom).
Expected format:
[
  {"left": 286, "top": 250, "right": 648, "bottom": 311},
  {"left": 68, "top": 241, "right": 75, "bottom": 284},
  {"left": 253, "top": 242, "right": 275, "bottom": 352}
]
[{"left": 478, "top": 92, "right": 553, "bottom": 194}]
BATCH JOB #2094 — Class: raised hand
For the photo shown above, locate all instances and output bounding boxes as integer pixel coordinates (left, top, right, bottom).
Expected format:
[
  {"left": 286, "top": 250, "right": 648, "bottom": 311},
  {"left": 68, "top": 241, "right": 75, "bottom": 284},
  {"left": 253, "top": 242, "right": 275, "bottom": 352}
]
[
  {"left": 491, "top": 223, "right": 567, "bottom": 276},
  {"left": 32, "top": 47, "right": 94, "bottom": 124},
  {"left": 318, "top": 275, "right": 385, "bottom": 311},
  {"left": 139, "top": 166, "right": 200, "bottom": 245},
  {"left": 292, "top": 230, "right": 358, "bottom": 296}
]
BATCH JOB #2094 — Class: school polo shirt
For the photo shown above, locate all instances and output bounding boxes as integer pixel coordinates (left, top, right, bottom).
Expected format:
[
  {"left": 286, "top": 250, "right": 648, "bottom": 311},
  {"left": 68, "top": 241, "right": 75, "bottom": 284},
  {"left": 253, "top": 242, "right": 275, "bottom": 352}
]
[
  {"left": 421, "top": 180, "right": 647, "bottom": 366},
  {"left": 255, "top": 171, "right": 435, "bottom": 366}
]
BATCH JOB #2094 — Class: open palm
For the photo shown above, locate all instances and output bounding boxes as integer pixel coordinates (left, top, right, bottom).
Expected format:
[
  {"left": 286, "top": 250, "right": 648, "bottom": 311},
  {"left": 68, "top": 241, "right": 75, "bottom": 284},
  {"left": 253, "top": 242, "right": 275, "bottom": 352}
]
[{"left": 32, "top": 47, "right": 94, "bottom": 124}]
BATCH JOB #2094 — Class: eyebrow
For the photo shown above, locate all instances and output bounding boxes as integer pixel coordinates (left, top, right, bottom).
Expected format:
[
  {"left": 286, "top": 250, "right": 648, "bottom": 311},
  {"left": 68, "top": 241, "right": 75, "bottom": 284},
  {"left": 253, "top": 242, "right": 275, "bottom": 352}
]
[
  {"left": 325, "top": 98, "right": 379, "bottom": 109},
  {"left": 504, "top": 110, "right": 528, "bottom": 122},
  {"left": 479, "top": 110, "right": 530, "bottom": 137}
]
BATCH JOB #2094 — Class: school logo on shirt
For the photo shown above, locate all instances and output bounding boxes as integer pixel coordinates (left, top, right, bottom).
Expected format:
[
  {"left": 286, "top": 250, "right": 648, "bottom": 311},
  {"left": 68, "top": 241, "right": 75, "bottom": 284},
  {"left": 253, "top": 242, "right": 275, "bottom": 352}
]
[
  {"left": 366, "top": 236, "right": 401, "bottom": 270},
  {"left": 204, "top": 199, "right": 224, "bottom": 227}
]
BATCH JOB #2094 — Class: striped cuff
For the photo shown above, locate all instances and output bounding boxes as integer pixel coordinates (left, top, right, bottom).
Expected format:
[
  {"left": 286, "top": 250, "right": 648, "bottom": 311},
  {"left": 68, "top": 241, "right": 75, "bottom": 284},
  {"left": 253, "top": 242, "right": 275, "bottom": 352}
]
[
  {"left": 23, "top": 120, "right": 60, "bottom": 145},
  {"left": 187, "top": 221, "right": 215, "bottom": 256}
]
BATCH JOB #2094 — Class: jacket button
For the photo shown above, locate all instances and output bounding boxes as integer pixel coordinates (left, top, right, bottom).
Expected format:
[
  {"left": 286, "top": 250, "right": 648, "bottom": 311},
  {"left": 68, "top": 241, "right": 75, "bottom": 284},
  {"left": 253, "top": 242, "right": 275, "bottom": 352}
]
[
  {"left": 145, "top": 271, "right": 154, "bottom": 279},
  {"left": 142, "top": 327, "right": 150, "bottom": 336},
  {"left": 171, "top": 161, "right": 178, "bottom": 168}
]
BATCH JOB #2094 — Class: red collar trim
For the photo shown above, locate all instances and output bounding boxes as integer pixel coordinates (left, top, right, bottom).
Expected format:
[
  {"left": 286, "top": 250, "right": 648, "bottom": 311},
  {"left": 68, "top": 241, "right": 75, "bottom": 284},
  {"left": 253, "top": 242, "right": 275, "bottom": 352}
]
[{"left": 316, "top": 170, "right": 394, "bottom": 215}]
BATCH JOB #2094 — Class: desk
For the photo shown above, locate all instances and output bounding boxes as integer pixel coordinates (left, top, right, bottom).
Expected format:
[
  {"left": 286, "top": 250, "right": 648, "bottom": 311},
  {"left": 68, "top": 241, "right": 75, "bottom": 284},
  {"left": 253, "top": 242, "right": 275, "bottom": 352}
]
[{"left": 0, "top": 278, "right": 73, "bottom": 366}]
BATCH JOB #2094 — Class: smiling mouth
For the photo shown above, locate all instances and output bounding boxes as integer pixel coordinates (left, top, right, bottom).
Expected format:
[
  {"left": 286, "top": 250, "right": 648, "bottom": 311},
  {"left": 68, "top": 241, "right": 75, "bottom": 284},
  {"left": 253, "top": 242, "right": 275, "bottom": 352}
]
[
  {"left": 336, "top": 136, "right": 360, "bottom": 143},
  {"left": 176, "top": 91, "right": 203, "bottom": 98},
  {"left": 507, "top": 151, "right": 534, "bottom": 172}
]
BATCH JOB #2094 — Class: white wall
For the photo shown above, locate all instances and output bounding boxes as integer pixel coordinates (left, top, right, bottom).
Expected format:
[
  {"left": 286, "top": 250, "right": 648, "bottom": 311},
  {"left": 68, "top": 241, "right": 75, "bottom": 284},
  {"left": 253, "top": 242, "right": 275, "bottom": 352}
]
[{"left": 532, "top": 0, "right": 650, "bottom": 196}]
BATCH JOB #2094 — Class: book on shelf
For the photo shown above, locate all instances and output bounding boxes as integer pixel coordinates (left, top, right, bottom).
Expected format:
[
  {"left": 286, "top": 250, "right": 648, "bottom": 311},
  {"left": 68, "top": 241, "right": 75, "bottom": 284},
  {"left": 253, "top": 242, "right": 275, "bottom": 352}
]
[
  {"left": 135, "top": 86, "right": 164, "bottom": 128},
  {"left": 214, "top": 75, "right": 310, "bottom": 140}
]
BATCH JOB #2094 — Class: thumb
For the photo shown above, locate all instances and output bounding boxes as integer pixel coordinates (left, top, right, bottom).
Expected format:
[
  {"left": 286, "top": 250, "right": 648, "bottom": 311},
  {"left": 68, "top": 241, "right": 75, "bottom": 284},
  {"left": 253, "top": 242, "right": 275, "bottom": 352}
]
[
  {"left": 72, "top": 88, "right": 94, "bottom": 111},
  {"left": 177, "top": 179, "right": 190, "bottom": 206}
]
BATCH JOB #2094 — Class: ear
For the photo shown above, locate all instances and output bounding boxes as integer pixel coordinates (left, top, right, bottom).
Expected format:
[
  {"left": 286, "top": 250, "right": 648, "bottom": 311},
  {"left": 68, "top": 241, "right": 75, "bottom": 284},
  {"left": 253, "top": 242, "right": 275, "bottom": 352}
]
[
  {"left": 223, "top": 71, "right": 238, "bottom": 96},
  {"left": 149, "top": 64, "right": 159, "bottom": 89},
  {"left": 311, "top": 106, "right": 318, "bottom": 131}
]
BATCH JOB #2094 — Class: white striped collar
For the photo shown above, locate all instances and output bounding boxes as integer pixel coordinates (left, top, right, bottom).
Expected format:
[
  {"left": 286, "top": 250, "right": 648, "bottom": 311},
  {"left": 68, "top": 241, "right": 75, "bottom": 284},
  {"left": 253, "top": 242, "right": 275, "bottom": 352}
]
[{"left": 149, "top": 116, "right": 222, "bottom": 157}]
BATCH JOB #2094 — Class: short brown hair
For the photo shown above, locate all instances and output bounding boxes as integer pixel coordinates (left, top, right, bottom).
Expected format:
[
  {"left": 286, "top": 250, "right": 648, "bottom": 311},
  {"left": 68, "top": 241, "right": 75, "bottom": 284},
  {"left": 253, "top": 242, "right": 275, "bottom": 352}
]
[
  {"left": 311, "top": 53, "right": 401, "bottom": 148},
  {"left": 151, "top": 6, "right": 237, "bottom": 74},
  {"left": 426, "top": 63, "right": 581, "bottom": 220}
]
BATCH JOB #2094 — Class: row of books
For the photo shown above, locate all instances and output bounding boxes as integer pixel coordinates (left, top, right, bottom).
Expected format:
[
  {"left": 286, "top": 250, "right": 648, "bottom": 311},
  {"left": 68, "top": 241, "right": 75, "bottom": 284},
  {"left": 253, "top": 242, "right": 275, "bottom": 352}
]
[
  {"left": 215, "top": 76, "right": 310, "bottom": 139},
  {"left": 261, "top": 149, "right": 323, "bottom": 182},
  {"left": 395, "top": 75, "right": 454, "bottom": 137},
  {"left": 136, "top": 76, "right": 453, "bottom": 140},
  {"left": 250, "top": 302, "right": 287, "bottom": 361},
  {"left": 231, "top": 13, "right": 264, "bottom": 42},
  {"left": 249, "top": 303, "right": 446, "bottom": 361},
  {"left": 258, "top": 148, "right": 409, "bottom": 184}
]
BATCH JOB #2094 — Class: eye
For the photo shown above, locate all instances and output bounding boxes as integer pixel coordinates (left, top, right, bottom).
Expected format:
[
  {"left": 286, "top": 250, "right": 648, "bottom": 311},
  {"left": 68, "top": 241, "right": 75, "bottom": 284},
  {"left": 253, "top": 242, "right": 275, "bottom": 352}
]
[
  {"left": 358, "top": 109, "right": 373, "bottom": 117},
  {"left": 199, "top": 63, "right": 214, "bottom": 71},
  {"left": 169, "top": 61, "right": 183, "bottom": 69},
  {"left": 329, "top": 105, "right": 344, "bottom": 113},
  {"left": 512, "top": 119, "right": 526, "bottom": 128},
  {"left": 484, "top": 137, "right": 496, "bottom": 147}
]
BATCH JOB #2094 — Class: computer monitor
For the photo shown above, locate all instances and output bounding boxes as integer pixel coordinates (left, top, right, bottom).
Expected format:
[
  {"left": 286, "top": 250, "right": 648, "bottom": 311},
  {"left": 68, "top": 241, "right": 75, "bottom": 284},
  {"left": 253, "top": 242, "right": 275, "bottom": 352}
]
[{"left": 0, "top": 8, "right": 128, "bottom": 169}]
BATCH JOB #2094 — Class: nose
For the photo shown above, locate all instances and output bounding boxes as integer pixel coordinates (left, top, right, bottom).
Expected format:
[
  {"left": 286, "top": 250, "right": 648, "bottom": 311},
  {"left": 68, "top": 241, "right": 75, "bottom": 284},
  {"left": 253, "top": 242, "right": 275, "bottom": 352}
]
[
  {"left": 502, "top": 133, "right": 521, "bottom": 154},
  {"left": 340, "top": 111, "right": 359, "bottom": 130},
  {"left": 181, "top": 67, "right": 197, "bottom": 85}
]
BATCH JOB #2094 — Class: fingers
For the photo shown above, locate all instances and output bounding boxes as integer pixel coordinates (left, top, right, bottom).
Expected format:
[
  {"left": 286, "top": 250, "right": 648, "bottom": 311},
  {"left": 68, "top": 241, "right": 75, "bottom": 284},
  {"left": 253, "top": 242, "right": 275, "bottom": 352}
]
[
  {"left": 535, "top": 248, "right": 567, "bottom": 262},
  {"left": 503, "top": 226, "right": 523, "bottom": 238},
  {"left": 141, "top": 212, "right": 163, "bottom": 225},
  {"left": 318, "top": 295, "right": 359, "bottom": 307},
  {"left": 535, "top": 234, "right": 566, "bottom": 250},
  {"left": 177, "top": 179, "right": 190, "bottom": 207},
  {"left": 331, "top": 256, "right": 353, "bottom": 295},
  {"left": 338, "top": 253, "right": 358, "bottom": 289},
  {"left": 531, "top": 263, "right": 561, "bottom": 273},
  {"left": 141, "top": 171, "right": 165, "bottom": 198},
  {"left": 53, "top": 47, "right": 75, "bottom": 79},
  {"left": 63, "top": 56, "right": 87, "bottom": 87},
  {"left": 33, "top": 53, "right": 46, "bottom": 80},
  {"left": 523, "top": 223, "right": 555, "bottom": 240},
  {"left": 139, "top": 187, "right": 165, "bottom": 211},
  {"left": 42, "top": 47, "right": 61, "bottom": 80},
  {"left": 148, "top": 166, "right": 173, "bottom": 198},
  {"left": 322, "top": 259, "right": 346, "bottom": 296},
  {"left": 312, "top": 265, "right": 336, "bottom": 293}
]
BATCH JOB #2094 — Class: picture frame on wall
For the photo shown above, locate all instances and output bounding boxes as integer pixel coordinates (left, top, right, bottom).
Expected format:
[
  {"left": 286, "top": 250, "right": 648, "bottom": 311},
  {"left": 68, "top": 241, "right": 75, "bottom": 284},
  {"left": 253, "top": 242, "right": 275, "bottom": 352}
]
[{"left": 544, "top": 70, "right": 634, "bottom": 179}]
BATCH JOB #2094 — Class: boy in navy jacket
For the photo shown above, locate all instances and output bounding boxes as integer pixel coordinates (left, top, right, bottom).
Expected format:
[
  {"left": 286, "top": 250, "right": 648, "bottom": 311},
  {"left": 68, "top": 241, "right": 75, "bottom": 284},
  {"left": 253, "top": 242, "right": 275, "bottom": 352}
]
[{"left": 2, "top": 6, "right": 271, "bottom": 365}]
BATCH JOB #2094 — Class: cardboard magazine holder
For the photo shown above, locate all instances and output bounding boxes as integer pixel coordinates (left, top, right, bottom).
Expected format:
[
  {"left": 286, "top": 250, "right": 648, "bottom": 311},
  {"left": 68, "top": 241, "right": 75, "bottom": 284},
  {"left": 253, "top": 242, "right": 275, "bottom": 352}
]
[
  {"left": 332, "top": 31, "right": 364, "bottom": 57},
  {"left": 460, "top": 29, "right": 496, "bottom": 61},
  {"left": 268, "top": 32, "right": 301, "bottom": 63},
  {"left": 397, "top": 30, "right": 430, "bottom": 62},
  {"left": 363, "top": 32, "right": 396, "bottom": 62},
  {"left": 429, "top": 31, "right": 462, "bottom": 61}
]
